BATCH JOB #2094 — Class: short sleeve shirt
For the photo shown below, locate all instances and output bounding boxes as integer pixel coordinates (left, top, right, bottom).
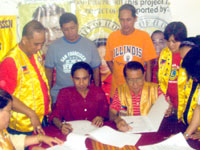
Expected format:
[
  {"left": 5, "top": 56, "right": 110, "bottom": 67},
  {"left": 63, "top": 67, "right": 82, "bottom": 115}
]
[{"left": 45, "top": 36, "right": 101, "bottom": 103}]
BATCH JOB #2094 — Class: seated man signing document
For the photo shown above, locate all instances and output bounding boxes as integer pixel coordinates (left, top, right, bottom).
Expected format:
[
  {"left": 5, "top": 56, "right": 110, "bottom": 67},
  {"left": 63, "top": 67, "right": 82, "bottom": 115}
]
[
  {"left": 49, "top": 62, "right": 109, "bottom": 135},
  {"left": 109, "top": 61, "right": 164, "bottom": 132}
]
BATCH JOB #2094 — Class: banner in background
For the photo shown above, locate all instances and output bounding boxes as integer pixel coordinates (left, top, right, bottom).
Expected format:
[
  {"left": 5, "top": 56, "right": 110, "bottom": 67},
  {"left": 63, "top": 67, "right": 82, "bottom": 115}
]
[
  {"left": 0, "top": 16, "right": 17, "bottom": 62},
  {"left": 133, "top": 0, "right": 171, "bottom": 34},
  {"left": 76, "top": 0, "right": 171, "bottom": 38},
  {"left": 18, "top": 0, "right": 73, "bottom": 55},
  {"left": 18, "top": 0, "right": 171, "bottom": 82},
  {"left": 76, "top": 1, "right": 120, "bottom": 40},
  {"left": 18, "top": 0, "right": 171, "bottom": 45}
]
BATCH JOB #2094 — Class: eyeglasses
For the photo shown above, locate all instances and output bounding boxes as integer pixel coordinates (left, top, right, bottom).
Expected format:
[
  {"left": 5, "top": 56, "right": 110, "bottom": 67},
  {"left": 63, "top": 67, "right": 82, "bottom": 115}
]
[{"left": 126, "top": 76, "right": 144, "bottom": 84}]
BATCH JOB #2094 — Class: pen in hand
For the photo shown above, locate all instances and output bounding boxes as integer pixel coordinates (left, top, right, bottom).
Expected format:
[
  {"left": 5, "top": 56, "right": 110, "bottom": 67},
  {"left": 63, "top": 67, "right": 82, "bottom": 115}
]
[
  {"left": 128, "top": 121, "right": 134, "bottom": 125},
  {"left": 62, "top": 120, "right": 73, "bottom": 134}
]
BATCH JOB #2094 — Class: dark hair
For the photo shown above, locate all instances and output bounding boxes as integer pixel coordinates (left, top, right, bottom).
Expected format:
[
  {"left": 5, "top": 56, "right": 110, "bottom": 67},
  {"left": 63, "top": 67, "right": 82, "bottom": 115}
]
[
  {"left": 0, "top": 89, "right": 12, "bottom": 109},
  {"left": 182, "top": 47, "right": 200, "bottom": 82},
  {"left": 164, "top": 21, "right": 187, "bottom": 41},
  {"left": 151, "top": 30, "right": 164, "bottom": 38},
  {"left": 119, "top": 4, "right": 137, "bottom": 18},
  {"left": 22, "top": 20, "right": 45, "bottom": 38},
  {"left": 180, "top": 36, "right": 200, "bottom": 49},
  {"left": 32, "top": 4, "right": 65, "bottom": 20},
  {"left": 123, "top": 61, "right": 144, "bottom": 78},
  {"left": 71, "top": 62, "right": 93, "bottom": 78},
  {"left": 94, "top": 38, "right": 107, "bottom": 48},
  {"left": 59, "top": 12, "right": 78, "bottom": 28}
]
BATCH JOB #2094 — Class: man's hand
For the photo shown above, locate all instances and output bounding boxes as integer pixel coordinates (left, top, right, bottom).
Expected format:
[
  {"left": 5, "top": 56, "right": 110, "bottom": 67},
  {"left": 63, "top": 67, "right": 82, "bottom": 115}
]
[
  {"left": 60, "top": 123, "right": 73, "bottom": 135},
  {"left": 115, "top": 118, "right": 132, "bottom": 132},
  {"left": 29, "top": 111, "right": 45, "bottom": 135},
  {"left": 92, "top": 116, "right": 104, "bottom": 127},
  {"left": 165, "top": 106, "right": 173, "bottom": 117}
]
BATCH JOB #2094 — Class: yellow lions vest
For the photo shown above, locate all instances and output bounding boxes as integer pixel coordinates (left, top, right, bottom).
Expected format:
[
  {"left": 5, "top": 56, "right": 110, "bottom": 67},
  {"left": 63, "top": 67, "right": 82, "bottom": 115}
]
[
  {"left": 158, "top": 47, "right": 172, "bottom": 94},
  {"left": 0, "top": 129, "right": 15, "bottom": 150},
  {"left": 118, "top": 82, "right": 158, "bottom": 116},
  {"left": 178, "top": 78, "right": 200, "bottom": 129},
  {"left": 6, "top": 45, "right": 51, "bottom": 132}
]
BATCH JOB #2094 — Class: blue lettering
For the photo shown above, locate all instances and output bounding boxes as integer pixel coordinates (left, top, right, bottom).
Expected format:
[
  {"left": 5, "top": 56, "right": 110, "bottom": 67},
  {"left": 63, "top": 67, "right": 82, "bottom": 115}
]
[
  {"left": 126, "top": 45, "right": 131, "bottom": 53},
  {"left": 131, "top": 47, "right": 135, "bottom": 55},
  {"left": 119, "top": 46, "right": 123, "bottom": 55},
  {"left": 114, "top": 48, "right": 119, "bottom": 57},
  {"left": 138, "top": 49, "right": 142, "bottom": 57}
]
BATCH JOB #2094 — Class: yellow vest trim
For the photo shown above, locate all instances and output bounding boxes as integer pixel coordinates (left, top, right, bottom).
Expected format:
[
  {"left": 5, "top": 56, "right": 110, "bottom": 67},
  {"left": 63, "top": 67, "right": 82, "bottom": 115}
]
[
  {"left": 158, "top": 47, "right": 172, "bottom": 94},
  {"left": 177, "top": 64, "right": 188, "bottom": 119},
  {"left": 178, "top": 77, "right": 200, "bottom": 129},
  {"left": 118, "top": 82, "right": 158, "bottom": 116}
]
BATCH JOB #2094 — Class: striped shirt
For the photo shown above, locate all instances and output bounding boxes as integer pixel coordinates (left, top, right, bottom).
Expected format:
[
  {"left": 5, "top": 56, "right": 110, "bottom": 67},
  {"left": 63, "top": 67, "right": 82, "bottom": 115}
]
[{"left": 110, "top": 86, "right": 164, "bottom": 116}]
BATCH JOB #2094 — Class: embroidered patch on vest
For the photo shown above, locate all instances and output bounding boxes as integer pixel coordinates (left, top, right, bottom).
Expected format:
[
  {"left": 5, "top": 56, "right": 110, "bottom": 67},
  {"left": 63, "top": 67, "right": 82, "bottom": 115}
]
[
  {"left": 22, "top": 66, "right": 29, "bottom": 74},
  {"left": 160, "top": 59, "right": 166, "bottom": 64}
]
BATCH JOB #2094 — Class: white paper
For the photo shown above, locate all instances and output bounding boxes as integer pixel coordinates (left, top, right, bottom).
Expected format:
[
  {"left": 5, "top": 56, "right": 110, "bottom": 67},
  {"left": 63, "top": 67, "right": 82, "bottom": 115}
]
[
  {"left": 47, "top": 123, "right": 141, "bottom": 149},
  {"left": 66, "top": 120, "right": 98, "bottom": 135},
  {"left": 89, "top": 126, "right": 141, "bottom": 148},
  {"left": 47, "top": 133, "right": 88, "bottom": 150},
  {"left": 122, "top": 94, "right": 169, "bottom": 133},
  {"left": 139, "top": 132, "right": 195, "bottom": 150},
  {"left": 147, "top": 94, "right": 169, "bottom": 130}
]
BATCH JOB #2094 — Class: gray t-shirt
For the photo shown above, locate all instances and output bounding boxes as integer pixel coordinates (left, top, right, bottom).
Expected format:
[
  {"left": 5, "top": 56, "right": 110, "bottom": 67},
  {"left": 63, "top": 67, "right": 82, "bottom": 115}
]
[{"left": 45, "top": 36, "right": 101, "bottom": 103}]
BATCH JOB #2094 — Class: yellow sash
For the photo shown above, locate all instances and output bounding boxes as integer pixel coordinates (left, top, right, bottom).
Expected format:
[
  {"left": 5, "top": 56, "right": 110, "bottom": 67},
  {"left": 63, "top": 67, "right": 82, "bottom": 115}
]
[
  {"left": 118, "top": 82, "right": 158, "bottom": 116},
  {"left": 177, "top": 64, "right": 188, "bottom": 119}
]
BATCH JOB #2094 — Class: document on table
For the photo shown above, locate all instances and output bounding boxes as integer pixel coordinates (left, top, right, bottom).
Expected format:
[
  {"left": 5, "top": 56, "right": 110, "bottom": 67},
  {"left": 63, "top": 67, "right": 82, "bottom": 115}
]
[
  {"left": 122, "top": 94, "right": 169, "bottom": 133},
  {"left": 139, "top": 132, "right": 195, "bottom": 150},
  {"left": 89, "top": 126, "right": 141, "bottom": 148},
  {"left": 47, "top": 120, "right": 141, "bottom": 149},
  {"left": 66, "top": 120, "right": 98, "bottom": 135},
  {"left": 66, "top": 120, "right": 141, "bottom": 147},
  {"left": 47, "top": 133, "right": 88, "bottom": 150}
]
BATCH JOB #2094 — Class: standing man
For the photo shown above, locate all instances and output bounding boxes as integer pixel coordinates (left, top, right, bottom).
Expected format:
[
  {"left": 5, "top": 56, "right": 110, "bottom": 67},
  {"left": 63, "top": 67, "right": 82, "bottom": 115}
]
[
  {"left": 45, "top": 13, "right": 101, "bottom": 104},
  {"left": 105, "top": 4, "right": 157, "bottom": 99},
  {"left": 0, "top": 20, "right": 51, "bottom": 135}
]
